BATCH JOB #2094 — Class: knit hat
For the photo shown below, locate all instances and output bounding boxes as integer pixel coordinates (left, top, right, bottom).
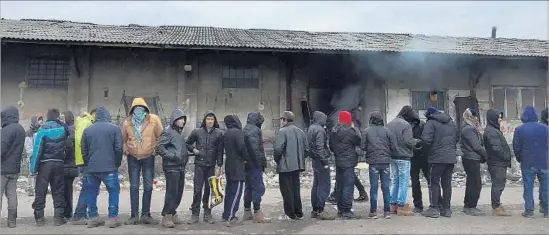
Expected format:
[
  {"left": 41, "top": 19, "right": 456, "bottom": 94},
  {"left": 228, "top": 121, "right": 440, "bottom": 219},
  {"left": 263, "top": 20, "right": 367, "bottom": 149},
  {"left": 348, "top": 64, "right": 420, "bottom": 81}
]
[
  {"left": 46, "top": 109, "right": 60, "bottom": 121},
  {"left": 425, "top": 107, "right": 439, "bottom": 117},
  {"left": 338, "top": 111, "right": 352, "bottom": 125}
]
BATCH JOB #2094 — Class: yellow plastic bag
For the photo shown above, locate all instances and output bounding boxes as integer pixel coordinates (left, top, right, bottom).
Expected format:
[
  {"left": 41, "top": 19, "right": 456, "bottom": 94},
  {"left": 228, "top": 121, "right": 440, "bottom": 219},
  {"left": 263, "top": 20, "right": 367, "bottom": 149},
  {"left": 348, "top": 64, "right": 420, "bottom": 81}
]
[{"left": 208, "top": 176, "right": 224, "bottom": 209}]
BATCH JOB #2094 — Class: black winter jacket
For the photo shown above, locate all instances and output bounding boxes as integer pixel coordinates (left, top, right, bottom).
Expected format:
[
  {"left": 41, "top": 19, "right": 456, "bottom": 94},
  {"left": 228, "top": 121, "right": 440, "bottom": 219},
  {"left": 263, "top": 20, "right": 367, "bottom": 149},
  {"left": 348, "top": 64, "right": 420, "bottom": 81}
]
[
  {"left": 223, "top": 115, "right": 249, "bottom": 181},
  {"left": 307, "top": 111, "right": 331, "bottom": 167},
  {"left": 361, "top": 111, "right": 394, "bottom": 165},
  {"left": 460, "top": 123, "right": 487, "bottom": 162},
  {"left": 483, "top": 109, "right": 512, "bottom": 167},
  {"left": 274, "top": 122, "right": 307, "bottom": 173},
  {"left": 63, "top": 111, "right": 78, "bottom": 177},
  {"left": 186, "top": 111, "right": 224, "bottom": 167},
  {"left": 157, "top": 109, "right": 188, "bottom": 172},
  {"left": 412, "top": 121, "right": 427, "bottom": 161},
  {"left": 330, "top": 123, "right": 361, "bottom": 168},
  {"left": 421, "top": 112, "right": 459, "bottom": 164},
  {"left": 243, "top": 112, "right": 266, "bottom": 170},
  {"left": 1, "top": 106, "right": 25, "bottom": 175}
]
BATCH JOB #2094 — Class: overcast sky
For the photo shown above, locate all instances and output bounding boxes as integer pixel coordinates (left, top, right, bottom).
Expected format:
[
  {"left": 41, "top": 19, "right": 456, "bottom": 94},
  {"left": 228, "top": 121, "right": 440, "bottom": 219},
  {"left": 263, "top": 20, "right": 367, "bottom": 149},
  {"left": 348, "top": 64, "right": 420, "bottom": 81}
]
[{"left": 1, "top": 1, "right": 547, "bottom": 39}]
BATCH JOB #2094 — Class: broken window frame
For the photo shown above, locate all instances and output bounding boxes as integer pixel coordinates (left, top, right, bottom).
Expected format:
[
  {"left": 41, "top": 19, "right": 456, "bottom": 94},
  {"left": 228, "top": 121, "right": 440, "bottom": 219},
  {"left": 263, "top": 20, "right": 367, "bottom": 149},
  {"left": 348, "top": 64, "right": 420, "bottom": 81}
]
[
  {"left": 25, "top": 57, "right": 70, "bottom": 90},
  {"left": 492, "top": 86, "right": 547, "bottom": 119},
  {"left": 221, "top": 63, "right": 260, "bottom": 89},
  {"left": 410, "top": 90, "right": 446, "bottom": 112}
]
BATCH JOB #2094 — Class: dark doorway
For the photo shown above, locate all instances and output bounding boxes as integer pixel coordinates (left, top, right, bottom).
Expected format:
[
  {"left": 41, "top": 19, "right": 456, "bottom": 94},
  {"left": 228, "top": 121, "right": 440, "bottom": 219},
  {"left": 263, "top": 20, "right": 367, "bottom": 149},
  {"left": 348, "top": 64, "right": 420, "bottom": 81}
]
[{"left": 453, "top": 96, "right": 479, "bottom": 128}]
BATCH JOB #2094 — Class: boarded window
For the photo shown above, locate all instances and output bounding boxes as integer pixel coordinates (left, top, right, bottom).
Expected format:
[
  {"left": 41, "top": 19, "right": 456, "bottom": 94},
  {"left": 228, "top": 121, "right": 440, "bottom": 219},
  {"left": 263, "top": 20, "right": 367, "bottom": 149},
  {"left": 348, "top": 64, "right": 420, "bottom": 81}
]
[
  {"left": 492, "top": 88, "right": 505, "bottom": 111},
  {"left": 505, "top": 88, "right": 518, "bottom": 119},
  {"left": 492, "top": 87, "right": 546, "bottom": 119},
  {"left": 221, "top": 65, "right": 259, "bottom": 89},
  {"left": 534, "top": 89, "right": 547, "bottom": 115},
  {"left": 27, "top": 58, "right": 70, "bottom": 90},
  {"left": 411, "top": 91, "right": 445, "bottom": 111}
]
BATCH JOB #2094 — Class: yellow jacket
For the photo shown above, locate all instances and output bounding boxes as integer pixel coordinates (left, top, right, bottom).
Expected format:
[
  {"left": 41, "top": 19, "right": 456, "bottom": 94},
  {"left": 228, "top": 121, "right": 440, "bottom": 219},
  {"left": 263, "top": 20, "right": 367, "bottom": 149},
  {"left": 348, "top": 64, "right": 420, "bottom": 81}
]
[{"left": 75, "top": 113, "right": 94, "bottom": 166}]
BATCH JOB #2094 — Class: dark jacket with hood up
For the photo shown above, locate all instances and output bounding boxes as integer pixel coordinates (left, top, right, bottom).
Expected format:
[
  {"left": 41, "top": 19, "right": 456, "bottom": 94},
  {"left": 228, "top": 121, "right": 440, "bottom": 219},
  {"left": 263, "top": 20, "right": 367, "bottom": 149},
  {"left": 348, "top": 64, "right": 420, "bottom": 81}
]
[
  {"left": 483, "top": 109, "right": 512, "bottom": 167},
  {"left": 63, "top": 111, "right": 79, "bottom": 177},
  {"left": 186, "top": 110, "right": 224, "bottom": 167},
  {"left": 307, "top": 111, "right": 331, "bottom": 167},
  {"left": 1, "top": 106, "right": 25, "bottom": 175},
  {"left": 513, "top": 106, "right": 548, "bottom": 170},
  {"left": 421, "top": 110, "right": 459, "bottom": 164},
  {"left": 330, "top": 122, "right": 361, "bottom": 169},
  {"left": 361, "top": 111, "right": 394, "bottom": 165},
  {"left": 243, "top": 112, "right": 267, "bottom": 170},
  {"left": 412, "top": 120, "right": 427, "bottom": 161},
  {"left": 81, "top": 106, "right": 123, "bottom": 173},
  {"left": 387, "top": 106, "right": 418, "bottom": 160},
  {"left": 274, "top": 121, "right": 307, "bottom": 173},
  {"left": 460, "top": 122, "right": 487, "bottom": 162},
  {"left": 157, "top": 109, "right": 188, "bottom": 172},
  {"left": 223, "top": 115, "right": 249, "bottom": 181}
]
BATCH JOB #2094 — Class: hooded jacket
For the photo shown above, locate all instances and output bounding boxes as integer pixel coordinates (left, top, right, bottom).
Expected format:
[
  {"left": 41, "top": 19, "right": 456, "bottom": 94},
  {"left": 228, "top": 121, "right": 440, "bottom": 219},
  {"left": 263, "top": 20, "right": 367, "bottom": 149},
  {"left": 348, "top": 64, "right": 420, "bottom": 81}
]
[
  {"left": 361, "top": 111, "right": 394, "bottom": 165},
  {"left": 243, "top": 112, "right": 267, "bottom": 170},
  {"left": 223, "top": 115, "right": 249, "bottom": 181},
  {"left": 185, "top": 110, "right": 224, "bottom": 167},
  {"left": 387, "top": 106, "right": 418, "bottom": 160},
  {"left": 1, "top": 106, "right": 25, "bottom": 175},
  {"left": 63, "top": 111, "right": 78, "bottom": 177},
  {"left": 421, "top": 110, "right": 459, "bottom": 164},
  {"left": 81, "top": 106, "right": 123, "bottom": 173},
  {"left": 513, "top": 106, "right": 548, "bottom": 170},
  {"left": 483, "top": 109, "right": 512, "bottom": 167},
  {"left": 541, "top": 108, "right": 548, "bottom": 126},
  {"left": 121, "top": 98, "right": 163, "bottom": 159},
  {"left": 412, "top": 120, "right": 427, "bottom": 161},
  {"left": 29, "top": 109, "right": 69, "bottom": 174},
  {"left": 329, "top": 121, "right": 361, "bottom": 169},
  {"left": 274, "top": 121, "right": 307, "bottom": 173},
  {"left": 156, "top": 109, "right": 188, "bottom": 172},
  {"left": 75, "top": 112, "right": 95, "bottom": 166},
  {"left": 307, "top": 111, "right": 331, "bottom": 167},
  {"left": 24, "top": 116, "right": 42, "bottom": 160}
]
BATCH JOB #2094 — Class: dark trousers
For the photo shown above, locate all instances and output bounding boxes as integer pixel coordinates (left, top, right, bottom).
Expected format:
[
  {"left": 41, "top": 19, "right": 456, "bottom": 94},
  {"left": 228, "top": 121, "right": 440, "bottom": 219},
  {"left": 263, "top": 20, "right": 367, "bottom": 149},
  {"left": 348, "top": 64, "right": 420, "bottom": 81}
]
[
  {"left": 488, "top": 165, "right": 507, "bottom": 209},
  {"left": 411, "top": 158, "right": 430, "bottom": 209},
  {"left": 191, "top": 165, "right": 214, "bottom": 215},
  {"left": 331, "top": 173, "right": 367, "bottom": 199},
  {"left": 428, "top": 163, "right": 453, "bottom": 210},
  {"left": 63, "top": 176, "right": 76, "bottom": 218},
  {"left": 162, "top": 170, "right": 185, "bottom": 216},
  {"left": 463, "top": 159, "right": 482, "bottom": 208},
  {"left": 32, "top": 161, "right": 65, "bottom": 218},
  {"left": 86, "top": 172, "right": 120, "bottom": 218},
  {"left": 127, "top": 155, "right": 155, "bottom": 217},
  {"left": 278, "top": 170, "right": 303, "bottom": 219},
  {"left": 369, "top": 164, "right": 391, "bottom": 213},
  {"left": 222, "top": 180, "right": 245, "bottom": 220},
  {"left": 336, "top": 167, "right": 355, "bottom": 213},
  {"left": 0, "top": 174, "right": 19, "bottom": 212},
  {"left": 244, "top": 166, "right": 265, "bottom": 211},
  {"left": 311, "top": 160, "right": 331, "bottom": 213}
]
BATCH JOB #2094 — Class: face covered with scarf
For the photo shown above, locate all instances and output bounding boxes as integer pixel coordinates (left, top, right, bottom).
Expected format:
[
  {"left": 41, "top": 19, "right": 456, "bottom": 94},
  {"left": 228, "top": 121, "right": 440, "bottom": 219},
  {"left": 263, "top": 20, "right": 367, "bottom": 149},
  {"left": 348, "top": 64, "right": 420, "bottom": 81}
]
[
  {"left": 132, "top": 106, "right": 147, "bottom": 143},
  {"left": 463, "top": 108, "right": 483, "bottom": 135}
]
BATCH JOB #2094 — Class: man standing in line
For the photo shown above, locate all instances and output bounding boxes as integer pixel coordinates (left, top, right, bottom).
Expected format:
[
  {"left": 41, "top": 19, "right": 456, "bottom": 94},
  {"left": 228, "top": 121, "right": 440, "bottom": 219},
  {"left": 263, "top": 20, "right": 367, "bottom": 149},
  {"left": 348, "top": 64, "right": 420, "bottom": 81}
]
[
  {"left": 185, "top": 110, "right": 224, "bottom": 224},
  {"left": 410, "top": 115, "right": 429, "bottom": 213},
  {"left": 513, "top": 106, "right": 548, "bottom": 218},
  {"left": 274, "top": 111, "right": 307, "bottom": 221},
  {"left": 484, "top": 109, "right": 512, "bottom": 216},
  {"left": 1, "top": 106, "right": 26, "bottom": 228},
  {"left": 121, "top": 98, "right": 163, "bottom": 225},
  {"left": 242, "top": 112, "right": 270, "bottom": 223},
  {"left": 308, "top": 111, "right": 335, "bottom": 220},
  {"left": 24, "top": 116, "right": 42, "bottom": 197},
  {"left": 386, "top": 105, "right": 419, "bottom": 216},
  {"left": 81, "top": 105, "right": 123, "bottom": 228},
  {"left": 420, "top": 107, "right": 458, "bottom": 218},
  {"left": 61, "top": 111, "right": 79, "bottom": 221}
]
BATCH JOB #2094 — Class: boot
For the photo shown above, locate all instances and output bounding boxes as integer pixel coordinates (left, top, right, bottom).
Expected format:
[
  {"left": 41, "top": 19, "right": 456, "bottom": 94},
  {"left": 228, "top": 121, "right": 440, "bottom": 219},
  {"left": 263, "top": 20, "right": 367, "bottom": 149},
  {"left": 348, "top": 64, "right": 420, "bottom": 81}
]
[
  {"left": 203, "top": 214, "right": 215, "bottom": 224},
  {"left": 34, "top": 210, "right": 46, "bottom": 227},
  {"left": 87, "top": 217, "right": 105, "bottom": 228},
  {"left": 493, "top": 205, "right": 511, "bottom": 216},
  {"left": 368, "top": 212, "right": 378, "bottom": 219},
  {"left": 243, "top": 209, "right": 254, "bottom": 221},
  {"left": 140, "top": 214, "right": 159, "bottom": 225},
  {"left": 354, "top": 195, "right": 369, "bottom": 202},
  {"left": 340, "top": 211, "right": 360, "bottom": 220},
  {"left": 71, "top": 217, "right": 88, "bottom": 225},
  {"left": 105, "top": 217, "right": 121, "bottom": 228},
  {"left": 440, "top": 208, "right": 452, "bottom": 218},
  {"left": 225, "top": 217, "right": 243, "bottom": 227},
  {"left": 521, "top": 210, "right": 534, "bottom": 218},
  {"left": 54, "top": 217, "right": 67, "bottom": 226},
  {"left": 161, "top": 215, "right": 175, "bottom": 228},
  {"left": 421, "top": 207, "right": 440, "bottom": 218},
  {"left": 7, "top": 209, "right": 17, "bottom": 228},
  {"left": 172, "top": 213, "right": 184, "bottom": 225},
  {"left": 466, "top": 208, "right": 486, "bottom": 216},
  {"left": 317, "top": 211, "right": 336, "bottom": 220},
  {"left": 124, "top": 216, "right": 140, "bottom": 225},
  {"left": 397, "top": 204, "right": 414, "bottom": 216},
  {"left": 253, "top": 210, "right": 271, "bottom": 223},
  {"left": 413, "top": 207, "right": 423, "bottom": 214},
  {"left": 390, "top": 204, "right": 398, "bottom": 214},
  {"left": 187, "top": 214, "right": 199, "bottom": 224},
  {"left": 311, "top": 211, "right": 318, "bottom": 219}
]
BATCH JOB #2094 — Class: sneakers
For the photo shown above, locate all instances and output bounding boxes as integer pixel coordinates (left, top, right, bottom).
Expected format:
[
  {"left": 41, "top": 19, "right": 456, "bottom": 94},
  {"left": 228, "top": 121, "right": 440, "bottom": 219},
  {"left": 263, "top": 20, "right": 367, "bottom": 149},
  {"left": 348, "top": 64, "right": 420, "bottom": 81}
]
[
  {"left": 243, "top": 209, "right": 254, "bottom": 221},
  {"left": 253, "top": 211, "right": 271, "bottom": 223},
  {"left": 140, "top": 214, "right": 159, "bottom": 225},
  {"left": 354, "top": 195, "right": 369, "bottom": 203},
  {"left": 413, "top": 207, "right": 423, "bottom": 214},
  {"left": 327, "top": 195, "right": 337, "bottom": 205},
  {"left": 187, "top": 214, "right": 199, "bottom": 224},
  {"left": 465, "top": 208, "right": 486, "bottom": 216},
  {"left": 397, "top": 204, "right": 414, "bottom": 216},
  {"left": 87, "top": 217, "right": 105, "bottom": 228},
  {"left": 105, "top": 218, "right": 121, "bottom": 228},
  {"left": 493, "top": 205, "right": 511, "bottom": 216},
  {"left": 383, "top": 212, "right": 392, "bottom": 219},
  {"left": 368, "top": 212, "right": 378, "bottom": 219},
  {"left": 422, "top": 207, "right": 440, "bottom": 218},
  {"left": 340, "top": 211, "right": 360, "bottom": 220},
  {"left": 225, "top": 217, "right": 243, "bottom": 227},
  {"left": 317, "top": 211, "right": 336, "bottom": 220},
  {"left": 71, "top": 217, "right": 88, "bottom": 225},
  {"left": 462, "top": 207, "right": 470, "bottom": 214},
  {"left": 311, "top": 211, "right": 318, "bottom": 219},
  {"left": 390, "top": 204, "right": 398, "bottom": 214},
  {"left": 522, "top": 210, "right": 534, "bottom": 218},
  {"left": 54, "top": 217, "right": 67, "bottom": 226},
  {"left": 161, "top": 215, "right": 175, "bottom": 228},
  {"left": 203, "top": 214, "right": 215, "bottom": 224},
  {"left": 124, "top": 216, "right": 140, "bottom": 225},
  {"left": 277, "top": 214, "right": 295, "bottom": 221},
  {"left": 440, "top": 208, "right": 452, "bottom": 218}
]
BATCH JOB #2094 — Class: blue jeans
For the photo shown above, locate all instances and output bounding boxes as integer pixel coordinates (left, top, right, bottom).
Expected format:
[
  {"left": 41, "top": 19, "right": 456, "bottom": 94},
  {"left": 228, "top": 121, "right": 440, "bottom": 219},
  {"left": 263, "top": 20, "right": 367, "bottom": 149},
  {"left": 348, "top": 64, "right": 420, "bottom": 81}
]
[
  {"left": 127, "top": 155, "right": 155, "bottom": 217},
  {"left": 335, "top": 167, "right": 355, "bottom": 213},
  {"left": 390, "top": 159, "right": 411, "bottom": 206},
  {"left": 86, "top": 172, "right": 120, "bottom": 218},
  {"left": 73, "top": 172, "right": 89, "bottom": 219},
  {"left": 522, "top": 167, "right": 548, "bottom": 213},
  {"left": 369, "top": 164, "right": 391, "bottom": 213},
  {"left": 311, "top": 160, "right": 331, "bottom": 213}
]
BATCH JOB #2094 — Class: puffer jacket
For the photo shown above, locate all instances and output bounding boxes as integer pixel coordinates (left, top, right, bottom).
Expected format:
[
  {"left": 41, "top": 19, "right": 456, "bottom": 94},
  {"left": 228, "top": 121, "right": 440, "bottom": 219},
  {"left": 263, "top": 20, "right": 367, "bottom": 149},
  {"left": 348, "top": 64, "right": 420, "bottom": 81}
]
[
  {"left": 361, "top": 111, "right": 394, "bottom": 165},
  {"left": 223, "top": 115, "right": 249, "bottom": 181},
  {"left": 75, "top": 112, "right": 94, "bottom": 166},
  {"left": 387, "top": 106, "right": 418, "bottom": 160},
  {"left": 330, "top": 123, "right": 361, "bottom": 168},
  {"left": 243, "top": 112, "right": 267, "bottom": 170},
  {"left": 421, "top": 111, "right": 459, "bottom": 164},
  {"left": 30, "top": 115, "right": 69, "bottom": 174},
  {"left": 1, "top": 106, "right": 25, "bottom": 175},
  {"left": 307, "top": 111, "right": 331, "bottom": 167},
  {"left": 121, "top": 97, "right": 163, "bottom": 159},
  {"left": 156, "top": 109, "right": 188, "bottom": 172},
  {"left": 185, "top": 110, "right": 224, "bottom": 167},
  {"left": 63, "top": 111, "right": 78, "bottom": 177},
  {"left": 460, "top": 122, "right": 487, "bottom": 162},
  {"left": 274, "top": 122, "right": 307, "bottom": 173},
  {"left": 483, "top": 109, "right": 512, "bottom": 167},
  {"left": 412, "top": 120, "right": 427, "bottom": 161},
  {"left": 513, "top": 106, "right": 548, "bottom": 169}
]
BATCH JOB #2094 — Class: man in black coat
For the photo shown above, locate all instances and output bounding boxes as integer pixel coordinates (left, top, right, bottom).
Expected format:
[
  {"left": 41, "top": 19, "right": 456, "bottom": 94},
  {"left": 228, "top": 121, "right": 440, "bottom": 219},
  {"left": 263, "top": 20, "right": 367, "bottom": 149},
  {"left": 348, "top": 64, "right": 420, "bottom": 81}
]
[
  {"left": 410, "top": 118, "right": 429, "bottom": 213},
  {"left": 1, "top": 106, "right": 26, "bottom": 228},
  {"left": 157, "top": 109, "right": 188, "bottom": 228},
  {"left": 61, "top": 111, "right": 78, "bottom": 220}
]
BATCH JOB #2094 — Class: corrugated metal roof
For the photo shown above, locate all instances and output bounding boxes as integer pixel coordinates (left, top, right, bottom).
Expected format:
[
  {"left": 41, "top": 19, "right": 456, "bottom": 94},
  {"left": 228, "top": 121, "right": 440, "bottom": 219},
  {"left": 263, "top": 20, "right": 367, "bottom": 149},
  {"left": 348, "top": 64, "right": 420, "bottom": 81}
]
[{"left": 1, "top": 19, "right": 547, "bottom": 57}]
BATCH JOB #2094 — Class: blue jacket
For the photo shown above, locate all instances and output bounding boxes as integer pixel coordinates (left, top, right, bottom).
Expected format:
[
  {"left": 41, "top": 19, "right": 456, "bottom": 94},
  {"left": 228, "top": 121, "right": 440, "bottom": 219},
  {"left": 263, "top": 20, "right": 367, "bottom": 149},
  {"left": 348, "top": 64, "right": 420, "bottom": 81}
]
[
  {"left": 512, "top": 106, "right": 549, "bottom": 170},
  {"left": 81, "top": 106, "right": 123, "bottom": 173},
  {"left": 30, "top": 119, "right": 68, "bottom": 174}
]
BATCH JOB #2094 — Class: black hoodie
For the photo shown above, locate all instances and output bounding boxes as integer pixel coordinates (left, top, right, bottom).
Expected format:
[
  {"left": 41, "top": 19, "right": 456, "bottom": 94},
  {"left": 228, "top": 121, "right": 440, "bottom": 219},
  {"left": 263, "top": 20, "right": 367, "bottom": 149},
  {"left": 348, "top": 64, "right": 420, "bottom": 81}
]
[
  {"left": 483, "top": 109, "right": 512, "bottom": 167},
  {"left": 1, "top": 106, "right": 26, "bottom": 175},
  {"left": 157, "top": 109, "right": 189, "bottom": 172},
  {"left": 223, "top": 115, "right": 248, "bottom": 181},
  {"left": 26, "top": 116, "right": 42, "bottom": 138},
  {"left": 63, "top": 110, "right": 78, "bottom": 177},
  {"left": 361, "top": 111, "right": 394, "bottom": 165},
  {"left": 421, "top": 110, "right": 459, "bottom": 164},
  {"left": 186, "top": 110, "right": 224, "bottom": 167},
  {"left": 243, "top": 112, "right": 267, "bottom": 170},
  {"left": 307, "top": 111, "right": 331, "bottom": 167}
]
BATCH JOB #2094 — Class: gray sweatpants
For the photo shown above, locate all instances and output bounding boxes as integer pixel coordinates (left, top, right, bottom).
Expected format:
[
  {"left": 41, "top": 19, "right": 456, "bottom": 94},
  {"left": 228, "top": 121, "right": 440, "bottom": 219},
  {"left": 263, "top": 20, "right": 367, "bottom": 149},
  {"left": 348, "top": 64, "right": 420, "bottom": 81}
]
[{"left": 1, "top": 174, "right": 19, "bottom": 212}]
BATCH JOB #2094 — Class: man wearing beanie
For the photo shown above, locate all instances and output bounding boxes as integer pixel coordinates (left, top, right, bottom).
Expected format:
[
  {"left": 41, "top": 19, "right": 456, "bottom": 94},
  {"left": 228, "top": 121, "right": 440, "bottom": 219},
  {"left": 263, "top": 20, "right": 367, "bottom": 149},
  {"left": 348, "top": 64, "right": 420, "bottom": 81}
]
[
  {"left": 274, "top": 111, "right": 306, "bottom": 221},
  {"left": 29, "top": 109, "right": 69, "bottom": 226},
  {"left": 420, "top": 107, "right": 458, "bottom": 218},
  {"left": 329, "top": 111, "right": 362, "bottom": 219}
]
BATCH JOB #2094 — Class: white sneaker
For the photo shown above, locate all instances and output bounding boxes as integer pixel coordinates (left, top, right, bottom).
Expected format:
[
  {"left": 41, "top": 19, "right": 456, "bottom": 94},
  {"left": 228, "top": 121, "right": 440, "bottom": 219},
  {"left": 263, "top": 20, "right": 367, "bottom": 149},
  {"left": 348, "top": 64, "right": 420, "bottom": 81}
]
[{"left": 277, "top": 214, "right": 295, "bottom": 221}]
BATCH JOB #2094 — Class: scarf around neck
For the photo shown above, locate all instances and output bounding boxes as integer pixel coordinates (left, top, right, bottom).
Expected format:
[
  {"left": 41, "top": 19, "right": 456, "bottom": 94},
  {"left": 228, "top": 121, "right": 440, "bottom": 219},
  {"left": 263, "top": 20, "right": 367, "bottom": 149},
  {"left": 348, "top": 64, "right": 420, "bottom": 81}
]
[
  {"left": 463, "top": 108, "right": 483, "bottom": 137},
  {"left": 132, "top": 107, "right": 147, "bottom": 143}
]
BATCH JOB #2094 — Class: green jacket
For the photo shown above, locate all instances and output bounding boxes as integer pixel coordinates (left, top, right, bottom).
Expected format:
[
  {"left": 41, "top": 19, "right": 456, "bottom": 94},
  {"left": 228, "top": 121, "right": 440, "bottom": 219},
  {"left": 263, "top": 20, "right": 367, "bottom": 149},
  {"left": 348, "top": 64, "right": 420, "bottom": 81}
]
[{"left": 75, "top": 113, "right": 94, "bottom": 166}]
